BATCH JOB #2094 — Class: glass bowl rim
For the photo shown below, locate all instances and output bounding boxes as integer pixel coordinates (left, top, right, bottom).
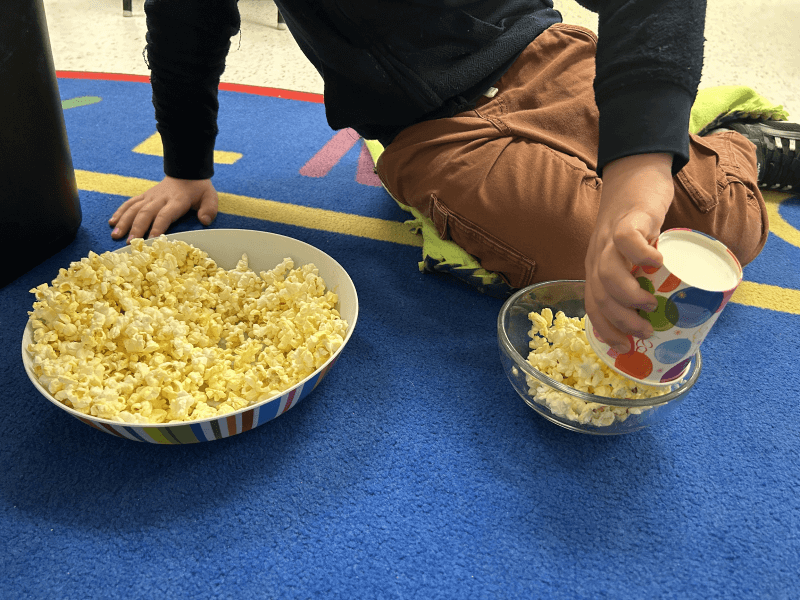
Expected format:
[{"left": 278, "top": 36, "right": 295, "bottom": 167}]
[{"left": 497, "top": 280, "right": 702, "bottom": 408}]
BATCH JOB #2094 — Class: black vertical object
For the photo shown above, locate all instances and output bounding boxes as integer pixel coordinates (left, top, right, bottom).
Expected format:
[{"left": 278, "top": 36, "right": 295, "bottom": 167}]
[
  {"left": 123, "top": 0, "right": 132, "bottom": 16},
  {"left": 0, "top": 0, "right": 82, "bottom": 288}
]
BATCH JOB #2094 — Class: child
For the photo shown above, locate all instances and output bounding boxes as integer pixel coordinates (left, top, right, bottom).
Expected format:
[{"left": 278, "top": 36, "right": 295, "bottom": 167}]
[{"left": 108, "top": 0, "right": 800, "bottom": 352}]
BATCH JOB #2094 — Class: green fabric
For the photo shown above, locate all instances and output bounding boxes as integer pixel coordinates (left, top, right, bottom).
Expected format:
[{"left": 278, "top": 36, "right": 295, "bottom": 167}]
[
  {"left": 689, "top": 86, "right": 789, "bottom": 135},
  {"left": 364, "top": 139, "right": 515, "bottom": 297},
  {"left": 366, "top": 86, "right": 790, "bottom": 297}
]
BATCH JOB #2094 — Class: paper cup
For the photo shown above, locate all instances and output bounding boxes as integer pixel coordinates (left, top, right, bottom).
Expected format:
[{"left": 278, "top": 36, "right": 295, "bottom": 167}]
[{"left": 585, "top": 228, "right": 742, "bottom": 387}]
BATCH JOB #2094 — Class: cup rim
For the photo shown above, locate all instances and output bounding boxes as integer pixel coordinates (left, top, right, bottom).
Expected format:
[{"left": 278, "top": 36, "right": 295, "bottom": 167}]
[
  {"left": 657, "top": 228, "right": 743, "bottom": 292},
  {"left": 497, "top": 281, "right": 702, "bottom": 408}
]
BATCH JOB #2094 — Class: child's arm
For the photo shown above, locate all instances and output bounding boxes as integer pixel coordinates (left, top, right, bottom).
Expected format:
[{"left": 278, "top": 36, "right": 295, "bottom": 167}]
[
  {"left": 577, "top": 0, "right": 707, "bottom": 177},
  {"left": 576, "top": 0, "right": 707, "bottom": 346},
  {"left": 110, "top": 0, "right": 239, "bottom": 241}
]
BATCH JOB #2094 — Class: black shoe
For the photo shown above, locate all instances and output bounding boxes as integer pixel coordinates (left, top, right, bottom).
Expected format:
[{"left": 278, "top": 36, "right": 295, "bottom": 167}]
[{"left": 729, "top": 120, "right": 800, "bottom": 191}]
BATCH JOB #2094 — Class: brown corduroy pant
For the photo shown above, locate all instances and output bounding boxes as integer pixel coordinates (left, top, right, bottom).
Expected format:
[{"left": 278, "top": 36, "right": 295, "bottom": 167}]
[{"left": 376, "top": 24, "right": 769, "bottom": 289}]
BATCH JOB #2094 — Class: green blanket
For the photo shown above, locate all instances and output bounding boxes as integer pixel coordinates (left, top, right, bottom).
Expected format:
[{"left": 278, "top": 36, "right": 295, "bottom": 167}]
[{"left": 366, "top": 86, "right": 789, "bottom": 297}]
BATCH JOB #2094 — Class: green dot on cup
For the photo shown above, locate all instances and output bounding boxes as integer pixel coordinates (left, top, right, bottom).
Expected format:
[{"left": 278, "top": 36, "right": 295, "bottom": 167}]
[
  {"left": 637, "top": 276, "right": 655, "bottom": 294},
  {"left": 639, "top": 296, "right": 679, "bottom": 331}
]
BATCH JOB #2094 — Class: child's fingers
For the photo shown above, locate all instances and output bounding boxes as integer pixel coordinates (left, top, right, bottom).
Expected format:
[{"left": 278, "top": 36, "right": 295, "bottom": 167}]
[
  {"left": 612, "top": 217, "right": 663, "bottom": 269},
  {"left": 594, "top": 241, "right": 656, "bottom": 311},
  {"left": 147, "top": 201, "right": 193, "bottom": 239},
  {"left": 111, "top": 198, "right": 147, "bottom": 239},
  {"left": 194, "top": 188, "right": 219, "bottom": 227},
  {"left": 587, "top": 243, "right": 656, "bottom": 350},
  {"left": 109, "top": 194, "right": 144, "bottom": 226}
]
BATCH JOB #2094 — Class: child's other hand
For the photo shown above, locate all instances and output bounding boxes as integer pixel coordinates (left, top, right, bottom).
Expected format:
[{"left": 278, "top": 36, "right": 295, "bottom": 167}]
[
  {"left": 109, "top": 176, "right": 218, "bottom": 242},
  {"left": 584, "top": 153, "right": 674, "bottom": 353}
]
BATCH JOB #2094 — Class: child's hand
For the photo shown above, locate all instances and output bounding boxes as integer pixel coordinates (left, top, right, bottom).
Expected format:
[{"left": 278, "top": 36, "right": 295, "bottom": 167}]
[
  {"left": 109, "top": 176, "right": 218, "bottom": 242},
  {"left": 584, "top": 153, "right": 674, "bottom": 353}
]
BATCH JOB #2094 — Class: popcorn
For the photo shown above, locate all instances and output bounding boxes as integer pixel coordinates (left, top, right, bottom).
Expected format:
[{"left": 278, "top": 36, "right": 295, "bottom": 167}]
[
  {"left": 524, "top": 308, "right": 674, "bottom": 427},
  {"left": 27, "top": 237, "right": 348, "bottom": 424}
]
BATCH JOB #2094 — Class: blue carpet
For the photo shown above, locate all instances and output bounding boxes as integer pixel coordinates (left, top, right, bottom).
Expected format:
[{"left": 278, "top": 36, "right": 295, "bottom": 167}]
[{"left": 1, "top": 74, "right": 798, "bottom": 600}]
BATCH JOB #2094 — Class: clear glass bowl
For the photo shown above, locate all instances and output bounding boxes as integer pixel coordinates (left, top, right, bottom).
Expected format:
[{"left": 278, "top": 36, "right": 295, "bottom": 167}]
[{"left": 497, "top": 280, "right": 701, "bottom": 435}]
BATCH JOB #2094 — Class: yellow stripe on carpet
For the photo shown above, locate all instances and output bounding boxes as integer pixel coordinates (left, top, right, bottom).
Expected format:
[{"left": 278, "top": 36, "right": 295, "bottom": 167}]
[
  {"left": 75, "top": 170, "right": 422, "bottom": 247},
  {"left": 762, "top": 190, "right": 800, "bottom": 248},
  {"left": 75, "top": 170, "right": 799, "bottom": 315},
  {"left": 133, "top": 132, "right": 243, "bottom": 165},
  {"left": 731, "top": 281, "right": 800, "bottom": 315}
]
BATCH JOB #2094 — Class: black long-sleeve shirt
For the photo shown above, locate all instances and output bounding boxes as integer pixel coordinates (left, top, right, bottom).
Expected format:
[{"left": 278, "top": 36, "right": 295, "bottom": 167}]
[{"left": 143, "top": 0, "right": 706, "bottom": 180}]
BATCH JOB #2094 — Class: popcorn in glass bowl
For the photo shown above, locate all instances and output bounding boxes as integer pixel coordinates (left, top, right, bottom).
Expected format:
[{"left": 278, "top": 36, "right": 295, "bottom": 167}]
[{"left": 497, "top": 280, "right": 701, "bottom": 435}]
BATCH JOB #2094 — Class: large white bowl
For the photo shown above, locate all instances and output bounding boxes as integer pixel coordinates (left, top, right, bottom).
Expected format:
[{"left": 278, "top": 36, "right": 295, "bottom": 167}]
[{"left": 22, "top": 229, "right": 359, "bottom": 444}]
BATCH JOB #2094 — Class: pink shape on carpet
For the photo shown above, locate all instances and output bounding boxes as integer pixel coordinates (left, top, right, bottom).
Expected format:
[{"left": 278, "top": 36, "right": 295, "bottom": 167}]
[
  {"left": 356, "top": 143, "right": 382, "bottom": 187},
  {"left": 300, "top": 129, "right": 360, "bottom": 178}
]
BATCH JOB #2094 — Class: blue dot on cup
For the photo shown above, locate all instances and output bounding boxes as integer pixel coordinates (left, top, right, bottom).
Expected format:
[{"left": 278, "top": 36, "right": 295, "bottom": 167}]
[
  {"left": 654, "top": 338, "right": 692, "bottom": 364},
  {"left": 669, "top": 287, "right": 724, "bottom": 328}
]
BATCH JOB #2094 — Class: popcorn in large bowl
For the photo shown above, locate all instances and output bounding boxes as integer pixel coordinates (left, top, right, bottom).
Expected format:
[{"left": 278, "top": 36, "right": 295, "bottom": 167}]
[
  {"left": 22, "top": 229, "right": 358, "bottom": 444},
  {"left": 497, "top": 280, "right": 701, "bottom": 435}
]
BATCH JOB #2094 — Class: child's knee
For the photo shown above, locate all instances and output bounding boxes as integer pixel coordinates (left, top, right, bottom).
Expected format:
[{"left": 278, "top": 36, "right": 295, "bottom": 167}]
[
  {"left": 671, "top": 134, "right": 768, "bottom": 267},
  {"left": 715, "top": 182, "right": 769, "bottom": 267}
]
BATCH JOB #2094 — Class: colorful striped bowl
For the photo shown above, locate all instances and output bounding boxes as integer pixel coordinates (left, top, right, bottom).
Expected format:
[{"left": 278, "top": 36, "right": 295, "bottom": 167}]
[{"left": 22, "top": 229, "right": 359, "bottom": 444}]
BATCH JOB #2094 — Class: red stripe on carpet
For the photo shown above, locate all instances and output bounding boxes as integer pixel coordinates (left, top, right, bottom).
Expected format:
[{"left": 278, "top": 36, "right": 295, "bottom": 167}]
[
  {"left": 57, "top": 70, "right": 151, "bottom": 83},
  {"left": 55, "top": 71, "right": 324, "bottom": 103},
  {"left": 218, "top": 82, "right": 323, "bottom": 103}
]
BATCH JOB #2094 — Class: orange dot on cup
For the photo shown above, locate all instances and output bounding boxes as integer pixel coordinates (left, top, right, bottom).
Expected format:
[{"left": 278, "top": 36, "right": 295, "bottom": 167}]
[
  {"left": 615, "top": 351, "right": 653, "bottom": 380},
  {"left": 624, "top": 335, "right": 634, "bottom": 353},
  {"left": 640, "top": 265, "right": 660, "bottom": 275},
  {"left": 658, "top": 273, "right": 682, "bottom": 292}
]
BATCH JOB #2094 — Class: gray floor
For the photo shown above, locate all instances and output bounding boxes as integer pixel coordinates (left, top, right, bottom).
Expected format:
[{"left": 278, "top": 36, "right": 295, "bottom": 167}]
[{"left": 44, "top": 0, "right": 799, "bottom": 121}]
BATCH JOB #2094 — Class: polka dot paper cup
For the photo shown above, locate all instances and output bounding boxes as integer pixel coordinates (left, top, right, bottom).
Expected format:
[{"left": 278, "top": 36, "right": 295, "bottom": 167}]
[{"left": 585, "top": 228, "right": 742, "bottom": 387}]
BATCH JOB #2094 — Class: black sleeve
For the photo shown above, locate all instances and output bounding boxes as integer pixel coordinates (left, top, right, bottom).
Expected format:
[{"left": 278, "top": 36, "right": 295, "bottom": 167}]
[
  {"left": 575, "top": 0, "right": 707, "bottom": 175},
  {"left": 144, "top": 0, "right": 241, "bottom": 179}
]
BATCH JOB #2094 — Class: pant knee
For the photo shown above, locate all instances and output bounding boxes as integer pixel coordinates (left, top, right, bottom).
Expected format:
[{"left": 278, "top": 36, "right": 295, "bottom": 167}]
[
  {"left": 669, "top": 132, "right": 769, "bottom": 267},
  {"left": 722, "top": 183, "right": 769, "bottom": 267}
]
